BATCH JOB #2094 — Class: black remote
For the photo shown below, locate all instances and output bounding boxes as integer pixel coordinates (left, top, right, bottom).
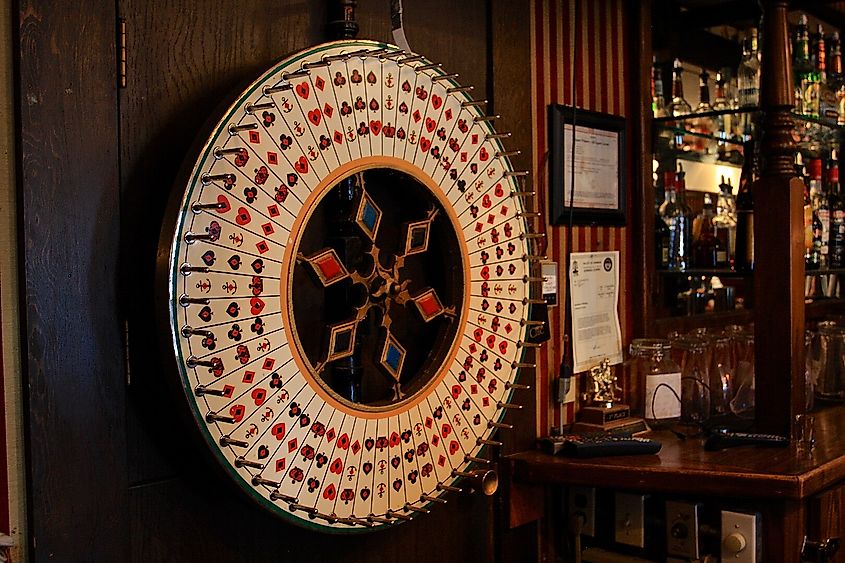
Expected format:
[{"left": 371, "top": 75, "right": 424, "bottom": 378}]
[
  {"left": 704, "top": 431, "right": 789, "bottom": 451},
  {"left": 558, "top": 435, "right": 662, "bottom": 458}
]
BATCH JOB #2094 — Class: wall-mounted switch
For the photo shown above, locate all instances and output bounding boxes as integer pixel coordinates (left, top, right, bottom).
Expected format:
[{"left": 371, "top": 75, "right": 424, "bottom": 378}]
[
  {"left": 666, "top": 501, "right": 701, "bottom": 559},
  {"left": 721, "top": 510, "right": 760, "bottom": 563},
  {"left": 568, "top": 486, "right": 596, "bottom": 537},
  {"left": 615, "top": 492, "right": 647, "bottom": 548}
]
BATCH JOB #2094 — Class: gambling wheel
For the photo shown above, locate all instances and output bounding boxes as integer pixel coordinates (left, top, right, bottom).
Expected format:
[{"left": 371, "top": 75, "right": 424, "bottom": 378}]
[{"left": 159, "top": 39, "right": 539, "bottom": 531}]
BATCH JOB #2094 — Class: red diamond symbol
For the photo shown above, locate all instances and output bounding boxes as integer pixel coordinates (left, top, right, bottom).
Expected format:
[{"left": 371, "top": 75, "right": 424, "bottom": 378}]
[
  {"left": 326, "top": 427, "right": 336, "bottom": 442},
  {"left": 482, "top": 397, "right": 490, "bottom": 407},
  {"left": 468, "top": 343, "right": 477, "bottom": 354},
  {"left": 472, "top": 134, "right": 478, "bottom": 144},
  {"left": 432, "top": 435, "right": 440, "bottom": 446},
  {"left": 323, "top": 102, "right": 333, "bottom": 117},
  {"left": 461, "top": 152, "right": 468, "bottom": 162},
  {"left": 267, "top": 205, "right": 280, "bottom": 217},
  {"left": 413, "top": 109, "right": 421, "bottom": 123},
  {"left": 275, "top": 458, "right": 286, "bottom": 472},
  {"left": 418, "top": 294, "right": 442, "bottom": 317},
  {"left": 445, "top": 108, "right": 453, "bottom": 120},
  {"left": 249, "top": 130, "right": 260, "bottom": 144},
  {"left": 267, "top": 152, "right": 278, "bottom": 165},
  {"left": 425, "top": 417, "right": 433, "bottom": 428},
  {"left": 256, "top": 240, "right": 269, "bottom": 254},
  {"left": 243, "top": 371, "right": 255, "bottom": 383},
  {"left": 262, "top": 222, "right": 274, "bottom": 236},
  {"left": 505, "top": 323, "right": 513, "bottom": 333},
  {"left": 263, "top": 358, "right": 275, "bottom": 370},
  {"left": 316, "top": 255, "right": 343, "bottom": 280},
  {"left": 501, "top": 205, "right": 509, "bottom": 216},
  {"left": 438, "top": 454, "right": 446, "bottom": 467},
  {"left": 487, "top": 214, "right": 495, "bottom": 224},
  {"left": 223, "top": 385, "right": 235, "bottom": 397},
  {"left": 287, "top": 439, "right": 298, "bottom": 453},
  {"left": 475, "top": 222, "right": 483, "bottom": 232},
  {"left": 471, "top": 384, "right": 478, "bottom": 395},
  {"left": 351, "top": 440, "right": 361, "bottom": 454},
  {"left": 315, "top": 76, "right": 325, "bottom": 91}
]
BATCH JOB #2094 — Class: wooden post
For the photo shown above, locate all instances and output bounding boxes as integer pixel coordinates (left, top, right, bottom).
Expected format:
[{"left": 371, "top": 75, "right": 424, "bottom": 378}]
[{"left": 754, "top": 0, "right": 806, "bottom": 437}]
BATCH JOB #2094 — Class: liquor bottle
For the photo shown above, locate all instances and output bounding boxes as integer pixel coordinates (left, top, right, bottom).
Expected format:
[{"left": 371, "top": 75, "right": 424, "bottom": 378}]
[
  {"left": 713, "top": 175, "right": 737, "bottom": 265},
  {"left": 659, "top": 166, "right": 692, "bottom": 270},
  {"left": 652, "top": 57, "right": 668, "bottom": 118},
  {"left": 693, "top": 194, "right": 727, "bottom": 268},
  {"left": 794, "top": 15, "right": 812, "bottom": 116},
  {"left": 738, "top": 29, "right": 761, "bottom": 107},
  {"left": 815, "top": 25, "right": 839, "bottom": 120},
  {"left": 818, "top": 156, "right": 832, "bottom": 266},
  {"left": 692, "top": 69, "right": 716, "bottom": 154},
  {"left": 669, "top": 59, "right": 692, "bottom": 116},
  {"left": 734, "top": 141, "right": 756, "bottom": 271},
  {"left": 712, "top": 71, "right": 732, "bottom": 159},
  {"left": 804, "top": 157, "right": 822, "bottom": 270},
  {"left": 830, "top": 32, "right": 844, "bottom": 89},
  {"left": 829, "top": 149, "right": 845, "bottom": 268},
  {"left": 807, "top": 157, "right": 829, "bottom": 267},
  {"left": 655, "top": 170, "right": 672, "bottom": 269}
]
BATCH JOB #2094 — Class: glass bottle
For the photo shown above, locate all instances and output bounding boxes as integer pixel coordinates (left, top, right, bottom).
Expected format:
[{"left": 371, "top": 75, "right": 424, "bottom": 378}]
[
  {"left": 818, "top": 155, "right": 832, "bottom": 266},
  {"left": 692, "top": 69, "right": 717, "bottom": 154},
  {"left": 713, "top": 176, "right": 737, "bottom": 266},
  {"left": 669, "top": 59, "right": 692, "bottom": 117},
  {"left": 738, "top": 29, "right": 761, "bottom": 108},
  {"left": 830, "top": 149, "right": 845, "bottom": 268},
  {"left": 629, "top": 339, "right": 681, "bottom": 423},
  {"left": 734, "top": 141, "right": 756, "bottom": 271},
  {"left": 712, "top": 71, "right": 732, "bottom": 159},
  {"left": 652, "top": 57, "right": 668, "bottom": 118},
  {"left": 806, "top": 157, "right": 822, "bottom": 270},
  {"left": 659, "top": 167, "right": 692, "bottom": 270},
  {"left": 692, "top": 194, "right": 726, "bottom": 268},
  {"left": 794, "top": 15, "right": 812, "bottom": 116},
  {"left": 830, "top": 31, "right": 844, "bottom": 89},
  {"left": 655, "top": 171, "right": 672, "bottom": 270}
]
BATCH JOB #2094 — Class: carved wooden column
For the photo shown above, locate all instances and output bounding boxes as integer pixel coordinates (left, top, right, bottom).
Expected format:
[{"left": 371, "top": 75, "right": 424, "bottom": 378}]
[{"left": 754, "top": 0, "right": 806, "bottom": 437}]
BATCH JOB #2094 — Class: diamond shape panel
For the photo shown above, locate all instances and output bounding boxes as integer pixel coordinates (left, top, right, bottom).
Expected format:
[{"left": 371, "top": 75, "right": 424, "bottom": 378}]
[
  {"left": 302, "top": 248, "right": 350, "bottom": 286},
  {"left": 355, "top": 191, "right": 382, "bottom": 242},
  {"left": 379, "top": 332, "right": 406, "bottom": 380}
]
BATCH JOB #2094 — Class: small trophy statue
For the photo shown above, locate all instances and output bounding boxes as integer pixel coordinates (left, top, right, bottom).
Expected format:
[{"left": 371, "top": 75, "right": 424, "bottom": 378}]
[{"left": 572, "top": 358, "right": 647, "bottom": 435}]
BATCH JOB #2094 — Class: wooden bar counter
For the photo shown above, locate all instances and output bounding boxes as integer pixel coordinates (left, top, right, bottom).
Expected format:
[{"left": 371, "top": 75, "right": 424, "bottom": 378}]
[{"left": 506, "top": 406, "right": 845, "bottom": 561}]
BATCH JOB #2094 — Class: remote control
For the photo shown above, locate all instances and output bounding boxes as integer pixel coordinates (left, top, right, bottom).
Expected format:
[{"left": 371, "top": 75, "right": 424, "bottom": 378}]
[
  {"left": 704, "top": 431, "right": 789, "bottom": 451},
  {"left": 557, "top": 435, "right": 662, "bottom": 458}
]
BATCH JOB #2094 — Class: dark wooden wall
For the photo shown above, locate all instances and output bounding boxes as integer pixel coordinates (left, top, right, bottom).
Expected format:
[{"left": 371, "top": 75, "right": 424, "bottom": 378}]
[{"left": 15, "top": 0, "right": 536, "bottom": 561}]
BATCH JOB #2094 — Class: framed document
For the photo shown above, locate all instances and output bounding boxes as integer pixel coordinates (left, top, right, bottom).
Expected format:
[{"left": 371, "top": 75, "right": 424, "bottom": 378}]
[{"left": 548, "top": 104, "right": 626, "bottom": 225}]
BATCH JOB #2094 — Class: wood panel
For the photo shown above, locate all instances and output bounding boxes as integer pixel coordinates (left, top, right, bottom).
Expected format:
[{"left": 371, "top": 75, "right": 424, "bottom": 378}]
[{"left": 17, "top": 0, "right": 130, "bottom": 560}]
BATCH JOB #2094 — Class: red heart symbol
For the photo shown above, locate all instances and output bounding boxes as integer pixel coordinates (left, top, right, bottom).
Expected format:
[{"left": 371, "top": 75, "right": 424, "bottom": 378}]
[
  {"left": 486, "top": 334, "right": 496, "bottom": 349},
  {"left": 449, "top": 440, "right": 460, "bottom": 455},
  {"left": 473, "top": 327, "right": 483, "bottom": 341},
  {"left": 294, "top": 157, "right": 308, "bottom": 174},
  {"left": 419, "top": 137, "right": 431, "bottom": 152},
  {"left": 229, "top": 404, "right": 245, "bottom": 423},
  {"left": 330, "top": 458, "right": 343, "bottom": 474},
  {"left": 479, "top": 147, "right": 489, "bottom": 161},
  {"left": 250, "top": 297, "right": 265, "bottom": 315},
  {"left": 431, "top": 95, "right": 442, "bottom": 109},
  {"left": 307, "top": 108, "right": 321, "bottom": 126},
  {"left": 425, "top": 117, "right": 436, "bottom": 133},
  {"left": 369, "top": 120, "right": 382, "bottom": 135},
  {"left": 216, "top": 194, "right": 231, "bottom": 214},
  {"left": 494, "top": 183, "right": 504, "bottom": 197},
  {"left": 322, "top": 483, "right": 336, "bottom": 500},
  {"left": 482, "top": 194, "right": 492, "bottom": 208},
  {"left": 252, "top": 388, "right": 266, "bottom": 406},
  {"left": 480, "top": 266, "right": 490, "bottom": 280},
  {"left": 272, "top": 423, "right": 286, "bottom": 440},
  {"left": 451, "top": 385, "right": 461, "bottom": 399},
  {"left": 441, "top": 423, "right": 452, "bottom": 438},
  {"left": 295, "top": 82, "right": 309, "bottom": 99},
  {"left": 236, "top": 207, "right": 251, "bottom": 225},
  {"left": 499, "top": 341, "right": 508, "bottom": 354}
]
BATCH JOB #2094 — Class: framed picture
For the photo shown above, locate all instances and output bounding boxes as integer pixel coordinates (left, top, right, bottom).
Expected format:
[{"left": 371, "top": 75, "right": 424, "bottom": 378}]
[{"left": 548, "top": 104, "right": 626, "bottom": 225}]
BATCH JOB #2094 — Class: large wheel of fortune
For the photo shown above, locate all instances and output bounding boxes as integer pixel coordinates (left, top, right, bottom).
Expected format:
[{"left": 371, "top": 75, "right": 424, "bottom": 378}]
[{"left": 159, "top": 39, "right": 537, "bottom": 532}]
